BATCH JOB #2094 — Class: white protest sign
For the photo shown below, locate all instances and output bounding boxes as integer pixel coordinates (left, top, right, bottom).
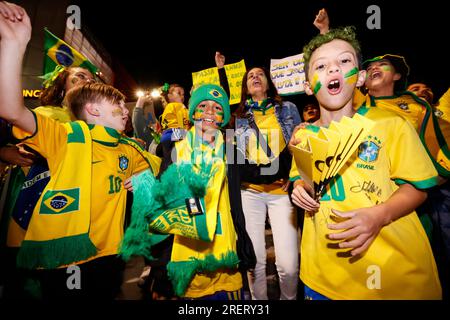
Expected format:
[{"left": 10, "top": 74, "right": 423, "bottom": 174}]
[{"left": 270, "top": 53, "right": 305, "bottom": 95}]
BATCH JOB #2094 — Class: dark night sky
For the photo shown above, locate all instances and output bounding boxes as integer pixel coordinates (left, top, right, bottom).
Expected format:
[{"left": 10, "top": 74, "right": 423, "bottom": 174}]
[{"left": 79, "top": 0, "right": 448, "bottom": 107}]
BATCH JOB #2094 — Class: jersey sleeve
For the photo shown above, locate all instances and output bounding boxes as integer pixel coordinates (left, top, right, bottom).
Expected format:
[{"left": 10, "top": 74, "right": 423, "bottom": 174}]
[
  {"left": 12, "top": 110, "right": 67, "bottom": 159},
  {"left": 388, "top": 118, "right": 439, "bottom": 189},
  {"left": 132, "top": 149, "right": 161, "bottom": 177}
]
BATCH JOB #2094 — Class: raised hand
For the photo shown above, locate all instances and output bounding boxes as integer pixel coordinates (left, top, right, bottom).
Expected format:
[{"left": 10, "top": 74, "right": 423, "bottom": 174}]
[
  {"left": 135, "top": 94, "right": 153, "bottom": 109},
  {"left": 0, "top": 2, "right": 35, "bottom": 134},
  {"left": 215, "top": 51, "right": 225, "bottom": 69},
  {"left": 313, "top": 8, "right": 329, "bottom": 35},
  {"left": 0, "top": 1, "right": 31, "bottom": 49}
]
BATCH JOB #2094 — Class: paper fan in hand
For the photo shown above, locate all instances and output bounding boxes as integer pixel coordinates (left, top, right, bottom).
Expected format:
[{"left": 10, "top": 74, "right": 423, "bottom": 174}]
[{"left": 289, "top": 113, "right": 374, "bottom": 200}]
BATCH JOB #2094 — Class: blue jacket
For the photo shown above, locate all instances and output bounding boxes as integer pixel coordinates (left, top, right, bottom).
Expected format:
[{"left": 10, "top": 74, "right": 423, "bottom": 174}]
[
  {"left": 274, "top": 101, "right": 301, "bottom": 143},
  {"left": 234, "top": 100, "right": 301, "bottom": 183},
  {"left": 235, "top": 100, "right": 301, "bottom": 144}
]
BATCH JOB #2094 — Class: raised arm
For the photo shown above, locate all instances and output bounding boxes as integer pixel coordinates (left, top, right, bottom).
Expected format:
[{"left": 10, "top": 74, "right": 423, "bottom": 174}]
[
  {"left": 313, "top": 8, "right": 329, "bottom": 35},
  {"left": 0, "top": 2, "right": 35, "bottom": 133},
  {"left": 215, "top": 51, "right": 230, "bottom": 98},
  {"left": 133, "top": 94, "right": 155, "bottom": 145}
]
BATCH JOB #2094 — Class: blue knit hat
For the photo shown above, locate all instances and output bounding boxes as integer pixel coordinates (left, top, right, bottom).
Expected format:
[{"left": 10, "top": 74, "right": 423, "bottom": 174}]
[{"left": 188, "top": 84, "right": 230, "bottom": 127}]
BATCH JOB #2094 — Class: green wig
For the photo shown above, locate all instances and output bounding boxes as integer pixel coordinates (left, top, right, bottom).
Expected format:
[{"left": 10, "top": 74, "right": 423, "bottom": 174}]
[{"left": 303, "top": 26, "right": 362, "bottom": 80}]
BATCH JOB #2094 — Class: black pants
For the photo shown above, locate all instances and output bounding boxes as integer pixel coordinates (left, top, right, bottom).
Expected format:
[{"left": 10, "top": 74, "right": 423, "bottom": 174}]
[
  {"left": 1, "top": 247, "right": 41, "bottom": 299},
  {"left": 36, "top": 255, "right": 125, "bottom": 300},
  {"left": 425, "top": 181, "right": 450, "bottom": 300}
]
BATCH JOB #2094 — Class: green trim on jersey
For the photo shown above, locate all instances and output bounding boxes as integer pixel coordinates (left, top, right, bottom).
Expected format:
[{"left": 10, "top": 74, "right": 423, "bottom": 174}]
[
  {"left": 306, "top": 124, "right": 321, "bottom": 132},
  {"left": 395, "top": 176, "right": 439, "bottom": 190},
  {"left": 403, "top": 91, "right": 450, "bottom": 177},
  {"left": 356, "top": 104, "right": 369, "bottom": 116}
]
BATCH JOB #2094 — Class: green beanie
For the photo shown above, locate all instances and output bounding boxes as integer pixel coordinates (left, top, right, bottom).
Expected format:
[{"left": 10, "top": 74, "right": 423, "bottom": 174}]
[{"left": 188, "top": 84, "right": 230, "bottom": 127}]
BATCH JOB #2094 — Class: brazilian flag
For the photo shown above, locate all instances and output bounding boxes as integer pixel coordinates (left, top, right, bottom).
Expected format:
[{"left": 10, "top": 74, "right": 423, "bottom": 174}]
[{"left": 43, "top": 28, "right": 97, "bottom": 75}]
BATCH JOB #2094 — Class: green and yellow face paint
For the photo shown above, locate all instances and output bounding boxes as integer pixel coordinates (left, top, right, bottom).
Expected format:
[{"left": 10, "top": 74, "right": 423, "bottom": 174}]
[
  {"left": 112, "top": 108, "right": 123, "bottom": 117},
  {"left": 344, "top": 67, "right": 358, "bottom": 85},
  {"left": 381, "top": 65, "right": 392, "bottom": 72},
  {"left": 310, "top": 72, "right": 322, "bottom": 95},
  {"left": 214, "top": 111, "right": 224, "bottom": 126},
  {"left": 194, "top": 103, "right": 224, "bottom": 127},
  {"left": 193, "top": 106, "right": 204, "bottom": 121}
]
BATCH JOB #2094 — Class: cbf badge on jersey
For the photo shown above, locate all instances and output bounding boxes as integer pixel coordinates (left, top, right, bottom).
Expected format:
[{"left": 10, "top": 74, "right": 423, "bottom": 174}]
[
  {"left": 397, "top": 100, "right": 410, "bottom": 112},
  {"left": 118, "top": 154, "right": 129, "bottom": 171},
  {"left": 358, "top": 136, "right": 381, "bottom": 163},
  {"left": 435, "top": 109, "right": 444, "bottom": 118},
  {"left": 185, "top": 197, "right": 204, "bottom": 216}
]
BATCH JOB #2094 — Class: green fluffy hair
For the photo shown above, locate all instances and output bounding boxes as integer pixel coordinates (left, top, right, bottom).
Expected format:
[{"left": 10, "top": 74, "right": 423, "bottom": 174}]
[
  {"left": 303, "top": 26, "right": 362, "bottom": 80},
  {"left": 119, "top": 163, "right": 212, "bottom": 261}
]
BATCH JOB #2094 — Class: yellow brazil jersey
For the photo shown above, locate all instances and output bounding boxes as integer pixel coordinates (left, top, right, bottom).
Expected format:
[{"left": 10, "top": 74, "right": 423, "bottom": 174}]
[
  {"left": 242, "top": 104, "right": 287, "bottom": 194},
  {"left": 34, "top": 105, "right": 73, "bottom": 123},
  {"left": 352, "top": 87, "right": 366, "bottom": 110},
  {"left": 354, "top": 92, "right": 450, "bottom": 178},
  {"left": 435, "top": 87, "right": 450, "bottom": 149},
  {"left": 290, "top": 106, "right": 441, "bottom": 299},
  {"left": 160, "top": 102, "right": 190, "bottom": 131},
  {"left": 13, "top": 113, "right": 159, "bottom": 264},
  {"left": 370, "top": 94, "right": 425, "bottom": 130}
]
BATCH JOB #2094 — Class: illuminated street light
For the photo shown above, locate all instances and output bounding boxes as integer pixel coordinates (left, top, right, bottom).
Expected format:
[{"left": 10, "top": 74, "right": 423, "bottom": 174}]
[{"left": 151, "top": 89, "right": 160, "bottom": 98}]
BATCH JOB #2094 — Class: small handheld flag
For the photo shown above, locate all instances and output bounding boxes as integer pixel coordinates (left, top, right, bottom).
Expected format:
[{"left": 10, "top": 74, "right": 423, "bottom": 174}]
[{"left": 43, "top": 28, "right": 97, "bottom": 75}]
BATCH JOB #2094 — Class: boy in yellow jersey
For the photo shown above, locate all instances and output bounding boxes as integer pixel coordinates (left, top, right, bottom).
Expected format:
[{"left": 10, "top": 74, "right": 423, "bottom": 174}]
[
  {"left": 290, "top": 26, "right": 441, "bottom": 299},
  {"left": 0, "top": 3, "right": 160, "bottom": 299},
  {"left": 361, "top": 55, "right": 450, "bottom": 299},
  {"left": 121, "top": 84, "right": 248, "bottom": 300}
]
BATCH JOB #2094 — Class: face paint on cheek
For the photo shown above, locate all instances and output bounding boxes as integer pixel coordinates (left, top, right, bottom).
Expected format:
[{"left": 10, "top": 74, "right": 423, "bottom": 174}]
[
  {"left": 215, "top": 111, "right": 224, "bottom": 126},
  {"left": 193, "top": 108, "right": 204, "bottom": 121},
  {"left": 381, "top": 65, "right": 392, "bottom": 72},
  {"left": 311, "top": 73, "right": 322, "bottom": 95},
  {"left": 112, "top": 108, "right": 123, "bottom": 117},
  {"left": 344, "top": 67, "right": 358, "bottom": 85}
]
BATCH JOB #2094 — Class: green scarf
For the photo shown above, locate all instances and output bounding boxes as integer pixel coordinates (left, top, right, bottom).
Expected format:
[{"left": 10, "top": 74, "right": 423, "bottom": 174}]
[
  {"left": 121, "top": 127, "right": 239, "bottom": 296},
  {"left": 17, "top": 121, "right": 95, "bottom": 269},
  {"left": 17, "top": 122, "right": 158, "bottom": 269}
]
